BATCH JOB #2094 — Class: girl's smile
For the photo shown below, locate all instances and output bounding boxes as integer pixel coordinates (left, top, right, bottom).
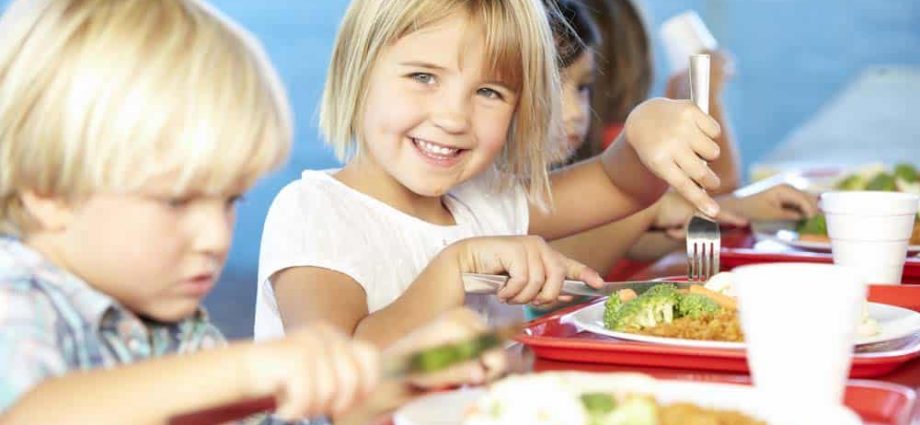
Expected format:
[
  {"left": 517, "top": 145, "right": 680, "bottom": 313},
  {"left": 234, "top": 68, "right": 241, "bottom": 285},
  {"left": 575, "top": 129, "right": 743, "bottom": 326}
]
[{"left": 409, "top": 136, "right": 469, "bottom": 168}]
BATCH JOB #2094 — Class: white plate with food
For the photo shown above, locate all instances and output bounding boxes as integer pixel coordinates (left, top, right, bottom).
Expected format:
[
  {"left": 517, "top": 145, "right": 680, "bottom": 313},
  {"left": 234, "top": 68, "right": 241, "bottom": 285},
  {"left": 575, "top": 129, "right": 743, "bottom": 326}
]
[
  {"left": 752, "top": 220, "right": 920, "bottom": 256},
  {"left": 565, "top": 299, "right": 920, "bottom": 350},
  {"left": 392, "top": 372, "right": 862, "bottom": 425}
]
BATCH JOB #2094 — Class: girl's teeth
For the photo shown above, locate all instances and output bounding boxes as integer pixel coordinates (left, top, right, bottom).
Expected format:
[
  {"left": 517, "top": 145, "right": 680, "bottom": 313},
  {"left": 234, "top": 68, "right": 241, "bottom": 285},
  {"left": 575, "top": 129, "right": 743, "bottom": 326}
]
[{"left": 416, "top": 139, "right": 458, "bottom": 156}]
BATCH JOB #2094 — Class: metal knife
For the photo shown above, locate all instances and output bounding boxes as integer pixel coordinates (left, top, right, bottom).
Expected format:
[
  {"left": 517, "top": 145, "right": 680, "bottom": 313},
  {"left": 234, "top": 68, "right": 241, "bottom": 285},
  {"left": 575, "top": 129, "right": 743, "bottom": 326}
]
[{"left": 462, "top": 272, "right": 693, "bottom": 298}]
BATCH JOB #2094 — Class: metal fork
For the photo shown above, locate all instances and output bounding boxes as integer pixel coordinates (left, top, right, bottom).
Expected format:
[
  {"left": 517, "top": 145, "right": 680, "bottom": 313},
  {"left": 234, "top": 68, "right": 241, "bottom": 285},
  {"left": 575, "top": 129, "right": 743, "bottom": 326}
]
[
  {"left": 687, "top": 214, "right": 720, "bottom": 281},
  {"left": 685, "top": 54, "right": 721, "bottom": 282}
]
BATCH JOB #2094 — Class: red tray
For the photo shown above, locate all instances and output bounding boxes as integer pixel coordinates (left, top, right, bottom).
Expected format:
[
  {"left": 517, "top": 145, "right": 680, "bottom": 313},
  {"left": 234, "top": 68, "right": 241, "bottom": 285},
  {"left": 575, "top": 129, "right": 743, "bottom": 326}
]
[
  {"left": 720, "top": 247, "right": 920, "bottom": 285},
  {"left": 515, "top": 298, "right": 920, "bottom": 379}
]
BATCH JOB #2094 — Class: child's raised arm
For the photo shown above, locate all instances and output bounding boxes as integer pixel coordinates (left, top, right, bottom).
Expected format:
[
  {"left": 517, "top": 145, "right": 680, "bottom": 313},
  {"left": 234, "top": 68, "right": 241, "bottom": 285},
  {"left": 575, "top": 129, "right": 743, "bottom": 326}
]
[{"left": 530, "top": 97, "right": 723, "bottom": 241}]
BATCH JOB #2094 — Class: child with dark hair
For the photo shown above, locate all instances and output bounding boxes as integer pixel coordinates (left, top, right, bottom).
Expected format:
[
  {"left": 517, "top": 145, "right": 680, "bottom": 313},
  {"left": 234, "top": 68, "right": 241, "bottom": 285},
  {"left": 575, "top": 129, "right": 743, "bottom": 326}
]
[{"left": 537, "top": 0, "right": 817, "bottom": 310}]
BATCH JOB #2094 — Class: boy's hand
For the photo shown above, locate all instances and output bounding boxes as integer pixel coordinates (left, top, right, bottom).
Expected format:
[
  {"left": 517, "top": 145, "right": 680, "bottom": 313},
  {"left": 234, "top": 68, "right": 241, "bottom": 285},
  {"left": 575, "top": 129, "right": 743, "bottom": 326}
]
[
  {"left": 247, "top": 324, "right": 380, "bottom": 421},
  {"left": 625, "top": 97, "right": 723, "bottom": 216},
  {"left": 386, "top": 307, "right": 507, "bottom": 389},
  {"left": 455, "top": 236, "right": 604, "bottom": 306}
]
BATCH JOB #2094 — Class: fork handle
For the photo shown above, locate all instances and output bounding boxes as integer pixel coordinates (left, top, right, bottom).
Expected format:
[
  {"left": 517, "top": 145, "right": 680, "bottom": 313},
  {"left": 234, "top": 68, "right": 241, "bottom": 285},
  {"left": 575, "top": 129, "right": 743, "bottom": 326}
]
[{"left": 690, "top": 54, "right": 710, "bottom": 115}]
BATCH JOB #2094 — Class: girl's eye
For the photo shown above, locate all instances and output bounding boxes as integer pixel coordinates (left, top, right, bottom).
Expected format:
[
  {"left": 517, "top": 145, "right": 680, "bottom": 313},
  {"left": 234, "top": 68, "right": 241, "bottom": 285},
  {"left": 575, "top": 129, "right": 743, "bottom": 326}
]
[
  {"left": 409, "top": 73, "right": 436, "bottom": 85},
  {"left": 477, "top": 87, "right": 504, "bottom": 101},
  {"left": 578, "top": 83, "right": 593, "bottom": 94}
]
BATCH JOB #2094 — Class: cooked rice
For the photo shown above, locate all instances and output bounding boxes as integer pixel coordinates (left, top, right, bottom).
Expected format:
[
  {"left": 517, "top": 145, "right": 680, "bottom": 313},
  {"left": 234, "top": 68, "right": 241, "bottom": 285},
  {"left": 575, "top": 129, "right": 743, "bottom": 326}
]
[{"left": 635, "top": 310, "right": 744, "bottom": 342}]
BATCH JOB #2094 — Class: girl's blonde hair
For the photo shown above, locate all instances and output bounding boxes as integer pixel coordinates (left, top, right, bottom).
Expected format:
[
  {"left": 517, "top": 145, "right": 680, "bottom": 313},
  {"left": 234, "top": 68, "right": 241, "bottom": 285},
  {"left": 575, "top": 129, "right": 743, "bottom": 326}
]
[
  {"left": 319, "top": 0, "right": 563, "bottom": 206},
  {"left": 0, "top": 0, "right": 292, "bottom": 236}
]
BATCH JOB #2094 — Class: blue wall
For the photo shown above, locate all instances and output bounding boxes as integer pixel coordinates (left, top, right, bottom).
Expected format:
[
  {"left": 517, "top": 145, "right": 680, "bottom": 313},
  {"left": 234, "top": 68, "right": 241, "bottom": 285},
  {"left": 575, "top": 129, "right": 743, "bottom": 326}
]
[{"left": 2, "top": 1, "right": 917, "bottom": 337}]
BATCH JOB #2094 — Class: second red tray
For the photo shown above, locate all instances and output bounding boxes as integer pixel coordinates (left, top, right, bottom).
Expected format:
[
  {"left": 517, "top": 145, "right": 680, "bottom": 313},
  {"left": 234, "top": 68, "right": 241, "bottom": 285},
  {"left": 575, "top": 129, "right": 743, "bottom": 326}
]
[
  {"left": 720, "top": 247, "right": 920, "bottom": 285},
  {"left": 516, "top": 297, "right": 920, "bottom": 379}
]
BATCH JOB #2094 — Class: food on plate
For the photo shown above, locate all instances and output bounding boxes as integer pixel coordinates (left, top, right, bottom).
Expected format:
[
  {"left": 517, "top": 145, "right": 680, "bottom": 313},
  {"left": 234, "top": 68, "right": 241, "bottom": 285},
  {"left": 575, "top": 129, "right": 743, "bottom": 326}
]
[
  {"left": 798, "top": 162, "right": 920, "bottom": 244},
  {"left": 603, "top": 280, "right": 743, "bottom": 342},
  {"left": 463, "top": 372, "right": 766, "bottom": 425},
  {"left": 603, "top": 272, "right": 880, "bottom": 342}
]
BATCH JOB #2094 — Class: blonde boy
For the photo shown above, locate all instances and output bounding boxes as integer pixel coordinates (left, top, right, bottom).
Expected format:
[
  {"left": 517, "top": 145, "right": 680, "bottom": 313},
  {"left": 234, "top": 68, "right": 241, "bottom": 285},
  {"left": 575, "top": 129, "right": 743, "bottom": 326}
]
[{"left": 0, "top": 0, "right": 386, "bottom": 422}]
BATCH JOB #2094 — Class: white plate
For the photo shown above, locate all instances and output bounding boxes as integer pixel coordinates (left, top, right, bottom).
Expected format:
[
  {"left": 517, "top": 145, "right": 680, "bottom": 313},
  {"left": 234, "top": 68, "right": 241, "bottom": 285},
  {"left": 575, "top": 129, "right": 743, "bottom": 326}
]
[
  {"left": 393, "top": 374, "right": 863, "bottom": 425},
  {"left": 563, "top": 301, "right": 920, "bottom": 350},
  {"left": 394, "top": 388, "right": 485, "bottom": 425},
  {"left": 751, "top": 220, "right": 920, "bottom": 256}
]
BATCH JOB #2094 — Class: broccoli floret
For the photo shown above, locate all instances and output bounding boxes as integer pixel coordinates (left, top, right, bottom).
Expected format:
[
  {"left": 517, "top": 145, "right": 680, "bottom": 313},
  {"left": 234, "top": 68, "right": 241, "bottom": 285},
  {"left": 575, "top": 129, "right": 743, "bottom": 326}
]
[
  {"left": 605, "top": 284, "right": 679, "bottom": 332},
  {"left": 835, "top": 174, "right": 867, "bottom": 190},
  {"left": 643, "top": 283, "right": 680, "bottom": 299},
  {"left": 640, "top": 284, "right": 680, "bottom": 323},
  {"left": 595, "top": 396, "right": 658, "bottom": 425},
  {"left": 603, "top": 295, "right": 624, "bottom": 329},
  {"left": 894, "top": 163, "right": 918, "bottom": 183},
  {"left": 676, "top": 293, "right": 721, "bottom": 318},
  {"left": 581, "top": 393, "right": 617, "bottom": 422},
  {"left": 796, "top": 214, "right": 826, "bottom": 235},
  {"left": 866, "top": 172, "right": 897, "bottom": 191}
]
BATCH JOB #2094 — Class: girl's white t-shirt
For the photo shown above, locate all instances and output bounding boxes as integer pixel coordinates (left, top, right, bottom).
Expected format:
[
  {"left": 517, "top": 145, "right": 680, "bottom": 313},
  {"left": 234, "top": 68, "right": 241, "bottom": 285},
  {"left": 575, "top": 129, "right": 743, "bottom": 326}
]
[{"left": 254, "top": 169, "right": 530, "bottom": 340}]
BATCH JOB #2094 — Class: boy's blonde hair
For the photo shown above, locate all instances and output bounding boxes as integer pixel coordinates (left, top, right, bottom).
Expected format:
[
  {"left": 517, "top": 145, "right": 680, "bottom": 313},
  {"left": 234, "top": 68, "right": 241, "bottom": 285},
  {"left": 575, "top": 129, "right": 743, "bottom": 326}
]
[
  {"left": 319, "top": 0, "right": 563, "bottom": 206},
  {"left": 0, "top": 0, "right": 292, "bottom": 236}
]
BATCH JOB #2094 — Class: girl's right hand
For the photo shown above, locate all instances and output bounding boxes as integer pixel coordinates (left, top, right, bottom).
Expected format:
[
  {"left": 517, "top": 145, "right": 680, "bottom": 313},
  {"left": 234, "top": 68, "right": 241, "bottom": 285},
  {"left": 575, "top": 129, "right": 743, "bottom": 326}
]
[
  {"left": 453, "top": 235, "right": 605, "bottom": 306},
  {"left": 247, "top": 324, "right": 380, "bottom": 421},
  {"left": 623, "top": 98, "right": 723, "bottom": 216}
]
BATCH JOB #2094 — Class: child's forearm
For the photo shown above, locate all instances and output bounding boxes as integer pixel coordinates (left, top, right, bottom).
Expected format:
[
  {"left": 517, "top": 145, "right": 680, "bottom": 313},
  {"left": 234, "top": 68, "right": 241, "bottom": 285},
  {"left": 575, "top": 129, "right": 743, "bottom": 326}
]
[
  {"left": 600, "top": 132, "right": 669, "bottom": 207},
  {"left": 0, "top": 343, "right": 265, "bottom": 425},
  {"left": 354, "top": 244, "right": 466, "bottom": 348},
  {"left": 550, "top": 203, "right": 659, "bottom": 273}
]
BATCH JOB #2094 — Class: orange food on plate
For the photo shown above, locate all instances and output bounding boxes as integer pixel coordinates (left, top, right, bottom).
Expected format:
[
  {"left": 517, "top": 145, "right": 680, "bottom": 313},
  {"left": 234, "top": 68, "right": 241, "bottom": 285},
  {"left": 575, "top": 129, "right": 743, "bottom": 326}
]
[
  {"left": 661, "top": 402, "right": 766, "bottom": 425},
  {"left": 799, "top": 233, "right": 831, "bottom": 243},
  {"left": 639, "top": 310, "right": 744, "bottom": 342}
]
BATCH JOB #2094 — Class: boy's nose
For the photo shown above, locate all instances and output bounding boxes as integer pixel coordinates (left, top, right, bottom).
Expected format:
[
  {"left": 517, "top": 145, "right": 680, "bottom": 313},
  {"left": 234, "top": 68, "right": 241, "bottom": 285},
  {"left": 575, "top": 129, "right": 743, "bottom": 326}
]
[{"left": 189, "top": 205, "right": 233, "bottom": 259}]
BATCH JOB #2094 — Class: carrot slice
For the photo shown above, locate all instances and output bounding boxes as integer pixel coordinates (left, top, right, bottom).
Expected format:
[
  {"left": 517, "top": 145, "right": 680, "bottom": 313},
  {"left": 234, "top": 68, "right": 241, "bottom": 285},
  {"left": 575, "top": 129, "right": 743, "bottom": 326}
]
[
  {"left": 689, "top": 285, "right": 737, "bottom": 310},
  {"left": 617, "top": 288, "right": 638, "bottom": 302}
]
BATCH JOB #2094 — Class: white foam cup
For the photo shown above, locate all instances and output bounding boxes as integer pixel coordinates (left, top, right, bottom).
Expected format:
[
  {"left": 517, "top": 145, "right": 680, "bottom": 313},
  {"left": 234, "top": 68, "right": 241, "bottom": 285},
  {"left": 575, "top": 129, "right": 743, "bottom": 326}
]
[
  {"left": 821, "top": 191, "right": 920, "bottom": 284},
  {"left": 733, "top": 263, "right": 867, "bottom": 413}
]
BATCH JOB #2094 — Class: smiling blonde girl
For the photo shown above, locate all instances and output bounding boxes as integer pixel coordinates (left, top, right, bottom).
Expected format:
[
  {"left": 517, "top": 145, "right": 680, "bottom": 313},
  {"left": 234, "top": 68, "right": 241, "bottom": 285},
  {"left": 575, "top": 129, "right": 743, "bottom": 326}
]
[{"left": 257, "top": 0, "right": 724, "bottom": 347}]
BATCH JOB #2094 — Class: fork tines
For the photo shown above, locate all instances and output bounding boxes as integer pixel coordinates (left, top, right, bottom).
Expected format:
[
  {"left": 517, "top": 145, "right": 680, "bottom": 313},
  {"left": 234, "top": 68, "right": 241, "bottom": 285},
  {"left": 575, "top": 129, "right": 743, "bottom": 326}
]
[{"left": 686, "top": 215, "right": 721, "bottom": 282}]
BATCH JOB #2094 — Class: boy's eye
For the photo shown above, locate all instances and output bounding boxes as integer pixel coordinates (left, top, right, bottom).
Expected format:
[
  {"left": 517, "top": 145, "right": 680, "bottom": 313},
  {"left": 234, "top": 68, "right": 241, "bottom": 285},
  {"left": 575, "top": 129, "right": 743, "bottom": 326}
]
[
  {"left": 166, "top": 197, "right": 191, "bottom": 209},
  {"left": 225, "top": 195, "right": 245, "bottom": 210},
  {"left": 477, "top": 87, "right": 505, "bottom": 101},
  {"left": 409, "top": 73, "right": 436, "bottom": 85}
]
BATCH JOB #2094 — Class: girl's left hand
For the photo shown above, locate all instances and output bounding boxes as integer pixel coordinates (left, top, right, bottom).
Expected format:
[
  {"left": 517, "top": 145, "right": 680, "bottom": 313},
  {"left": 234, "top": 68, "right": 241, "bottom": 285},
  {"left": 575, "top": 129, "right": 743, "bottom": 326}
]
[{"left": 625, "top": 98, "right": 723, "bottom": 216}]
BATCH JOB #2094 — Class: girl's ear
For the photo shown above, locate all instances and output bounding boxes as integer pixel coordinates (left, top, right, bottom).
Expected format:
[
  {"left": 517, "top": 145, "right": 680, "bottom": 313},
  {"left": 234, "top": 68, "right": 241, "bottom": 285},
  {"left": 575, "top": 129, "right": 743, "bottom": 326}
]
[{"left": 19, "top": 190, "right": 75, "bottom": 232}]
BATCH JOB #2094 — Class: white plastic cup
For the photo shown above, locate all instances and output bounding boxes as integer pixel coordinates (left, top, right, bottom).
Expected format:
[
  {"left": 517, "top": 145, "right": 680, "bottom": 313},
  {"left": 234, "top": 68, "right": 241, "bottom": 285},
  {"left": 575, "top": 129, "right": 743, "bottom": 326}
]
[
  {"left": 660, "top": 10, "right": 718, "bottom": 72},
  {"left": 821, "top": 191, "right": 920, "bottom": 284},
  {"left": 733, "top": 263, "right": 866, "bottom": 413}
]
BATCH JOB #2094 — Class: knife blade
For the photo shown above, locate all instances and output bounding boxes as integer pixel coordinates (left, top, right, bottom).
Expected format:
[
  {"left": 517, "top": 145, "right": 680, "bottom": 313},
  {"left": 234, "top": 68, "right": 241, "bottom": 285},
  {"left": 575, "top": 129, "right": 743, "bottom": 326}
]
[{"left": 462, "top": 272, "right": 693, "bottom": 298}]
